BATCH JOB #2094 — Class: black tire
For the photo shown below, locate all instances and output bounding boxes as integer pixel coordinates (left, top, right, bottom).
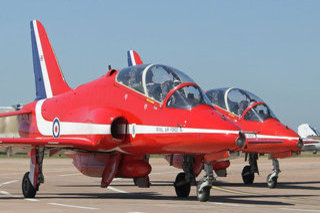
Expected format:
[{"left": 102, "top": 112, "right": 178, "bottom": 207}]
[
  {"left": 241, "top": 165, "right": 255, "bottom": 184},
  {"left": 266, "top": 174, "right": 278, "bottom": 189},
  {"left": 174, "top": 172, "right": 191, "bottom": 198},
  {"left": 197, "top": 185, "right": 211, "bottom": 202},
  {"left": 22, "top": 172, "right": 37, "bottom": 198}
]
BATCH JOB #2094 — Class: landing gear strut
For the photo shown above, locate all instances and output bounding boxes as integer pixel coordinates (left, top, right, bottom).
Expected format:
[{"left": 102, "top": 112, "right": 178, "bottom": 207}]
[
  {"left": 174, "top": 155, "right": 195, "bottom": 198},
  {"left": 241, "top": 154, "right": 259, "bottom": 184},
  {"left": 22, "top": 146, "right": 45, "bottom": 198},
  {"left": 196, "top": 162, "right": 214, "bottom": 202},
  {"left": 267, "top": 158, "right": 280, "bottom": 188}
]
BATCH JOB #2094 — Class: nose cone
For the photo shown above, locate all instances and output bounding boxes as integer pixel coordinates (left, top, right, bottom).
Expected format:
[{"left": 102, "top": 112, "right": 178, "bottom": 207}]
[
  {"left": 188, "top": 105, "right": 244, "bottom": 152},
  {"left": 246, "top": 119, "right": 302, "bottom": 153}
]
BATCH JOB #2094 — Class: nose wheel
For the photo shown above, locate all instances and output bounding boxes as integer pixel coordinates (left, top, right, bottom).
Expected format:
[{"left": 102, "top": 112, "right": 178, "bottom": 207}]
[
  {"left": 196, "top": 162, "right": 214, "bottom": 202},
  {"left": 196, "top": 179, "right": 212, "bottom": 202},
  {"left": 267, "top": 173, "right": 278, "bottom": 188},
  {"left": 266, "top": 158, "right": 280, "bottom": 188}
]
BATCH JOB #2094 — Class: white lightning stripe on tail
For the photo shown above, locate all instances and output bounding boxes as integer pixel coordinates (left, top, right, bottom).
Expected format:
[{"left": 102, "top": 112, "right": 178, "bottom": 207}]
[
  {"left": 36, "top": 100, "right": 111, "bottom": 136},
  {"left": 33, "top": 20, "right": 53, "bottom": 98},
  {"left": 130, "top": 50, "right": 136, "bottom": 66}
]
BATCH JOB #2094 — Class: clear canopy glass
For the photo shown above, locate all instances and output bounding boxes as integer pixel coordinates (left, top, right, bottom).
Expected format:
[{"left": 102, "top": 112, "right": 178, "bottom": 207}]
[
  {"left": 117, "top": 64, "right": 196, "bottom": 103},
  {"left": 167, "top": 85, "right": 211, "bottom": 110},
  {"left": 206, "top": 88, "right": 277, "bottom": 121}
]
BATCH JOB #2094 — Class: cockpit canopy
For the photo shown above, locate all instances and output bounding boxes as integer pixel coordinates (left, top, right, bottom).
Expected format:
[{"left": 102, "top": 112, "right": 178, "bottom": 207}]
[
  {"left": 206, "top": 88, "right": 277, "bottom": 122},
  {"left": 117, "top": 64, "right": 211, "bottom": 109}
]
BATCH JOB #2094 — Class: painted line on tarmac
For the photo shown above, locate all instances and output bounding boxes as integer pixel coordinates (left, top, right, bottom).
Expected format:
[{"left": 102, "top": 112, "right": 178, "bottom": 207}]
[
  {"left": 0, "top": 190, "right": 12, "bottom": 196},
  {"left": 212, "top": 185, "right": 256, "bottom": 195},
  {"left": 108, "top": 186, "right": 128, "bottom": 193},
  {"left": 25, "top": 198, "right": 39, "bottom": 202},
  {"left": 150, "top": 171, "right": 177, "bottom": 175},
  {"left": 0, "top": 190, "right": 18, "bottom": 198},
  {"left": 0, "top": 180, "right": 18, "bottom": 187},
  {"left": 280, "top": 208, "right": 320, "bottom": 212},
  {"left": 58, "top": 173, "right": 81, "bottom": 177},
  {"left": 48, "top": 202, "right": 99, "bottom": 210},
  {"left": 213, "top": 202, "right": 243, "bottom": 207},
  {"left": 113, "top": 178, "right": 123, "bottom": 181}
]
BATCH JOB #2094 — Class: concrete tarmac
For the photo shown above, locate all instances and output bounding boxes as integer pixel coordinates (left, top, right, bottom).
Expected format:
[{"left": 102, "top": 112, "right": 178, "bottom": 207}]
[{"left": 0, "top": 156, "right": 319, "bottom": 213}]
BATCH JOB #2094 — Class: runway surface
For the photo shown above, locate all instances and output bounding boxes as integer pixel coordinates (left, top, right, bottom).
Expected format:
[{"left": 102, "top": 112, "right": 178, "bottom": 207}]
[{"left": 0, "top": 156, "right": 319, "bottom": 213}]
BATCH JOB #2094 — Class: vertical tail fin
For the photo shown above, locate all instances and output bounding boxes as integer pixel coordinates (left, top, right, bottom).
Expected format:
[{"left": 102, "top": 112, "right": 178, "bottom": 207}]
[
  {"left": 30, "top": 20, "right": 71, "bottom": 100},
  {"left": 127, "top": 50, "right": 143, "bottom": 67}
]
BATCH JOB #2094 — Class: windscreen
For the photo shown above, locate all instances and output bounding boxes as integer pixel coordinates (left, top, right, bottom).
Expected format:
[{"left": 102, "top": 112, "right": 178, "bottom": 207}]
[
  {"left": 117, "top": 64, "right": 149, "bottom": 94},
  {"left": 145, "top": 64, "right": 196, "bottom": 103},
  {"left": 167, "top": 85, "right": 211, "bottom": 110},
  {"left": 227, "top": 88, "right": 264, "bottom": 116},
  {"left": 244, "top": 104, "right": 277, "bottom": 122},
  {"left": 206, "top": 88, "right": 227, "bottom": 110}
]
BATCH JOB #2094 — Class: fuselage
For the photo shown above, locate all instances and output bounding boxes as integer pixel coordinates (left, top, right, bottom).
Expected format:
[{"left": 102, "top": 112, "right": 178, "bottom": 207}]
[
  {"left": 18, "top": 67, "right": 243, "bottom": 155},
  {"left": 206, "top": 88, "right": 301, "bottom": 156}
]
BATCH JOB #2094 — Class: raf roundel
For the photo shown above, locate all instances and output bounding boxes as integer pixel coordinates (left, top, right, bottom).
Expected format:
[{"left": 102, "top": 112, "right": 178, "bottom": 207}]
[{"left": 52, "top": 118, "right": 60, "bottom": 138}]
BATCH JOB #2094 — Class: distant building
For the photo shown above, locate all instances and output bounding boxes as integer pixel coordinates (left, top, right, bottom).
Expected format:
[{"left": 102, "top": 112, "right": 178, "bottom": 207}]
[{"left": 0, "top": 106, "right": 19, "bottom": 137}]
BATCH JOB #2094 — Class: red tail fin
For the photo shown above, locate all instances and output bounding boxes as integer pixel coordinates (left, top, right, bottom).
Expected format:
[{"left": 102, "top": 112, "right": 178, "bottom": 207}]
[{"left": 31, "top": 20, "right": 71, "bottom": 100}]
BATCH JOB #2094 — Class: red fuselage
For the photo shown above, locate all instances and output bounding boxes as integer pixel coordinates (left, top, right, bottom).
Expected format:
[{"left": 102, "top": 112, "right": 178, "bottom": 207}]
[
  {"left": 205, "top": 88, "right": 301, "bottom": 157},
  {"left": 18, "top": 69, "right": 243, "bottom": 156}
]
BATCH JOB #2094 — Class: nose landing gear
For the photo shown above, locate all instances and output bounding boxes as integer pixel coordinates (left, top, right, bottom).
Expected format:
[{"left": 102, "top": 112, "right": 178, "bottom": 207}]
[
  {"left": 267, "top": 158, "right": 280, "bottom": 188},
  {"left": 196, "top": 162, "right": 214, "bottom": 202}
]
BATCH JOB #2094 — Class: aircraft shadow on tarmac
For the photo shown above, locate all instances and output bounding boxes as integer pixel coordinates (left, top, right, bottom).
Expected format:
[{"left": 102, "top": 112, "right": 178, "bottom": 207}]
[
  {"left": 56, "top": 181, "right": 174, "bottom": 188},
  {"left": 0, "top": 180, "right": 318, "bottom": 206},
  {"left": 0, "top": 191, "right": 315, "bottom": 206},
  {"left": 214, "top": 180, "right": 320, "bottom": 191},
  {"left": 57, "top": 180, "right": 320, "bottom": 191}
]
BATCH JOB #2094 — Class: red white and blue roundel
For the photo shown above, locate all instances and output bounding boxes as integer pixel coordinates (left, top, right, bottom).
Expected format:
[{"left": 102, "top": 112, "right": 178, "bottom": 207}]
[{"left": 52, "top": 118, "right": 60, "bottom": 138}]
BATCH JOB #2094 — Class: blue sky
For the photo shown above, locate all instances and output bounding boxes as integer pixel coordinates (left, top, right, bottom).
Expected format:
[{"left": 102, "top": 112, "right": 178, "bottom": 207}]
[{"left": 0, "top": 0, "right": 319, "bottom": 130}]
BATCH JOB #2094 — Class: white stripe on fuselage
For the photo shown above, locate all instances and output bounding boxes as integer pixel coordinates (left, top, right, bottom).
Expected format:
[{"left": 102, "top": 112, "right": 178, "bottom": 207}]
[
  {"left": 33, "top": 20, "right": 53, "bottom": 98},
  {"left": 36, "top": 100, "right": 111, "bottom": 136},
  {"left": 245, "top": 133, "right": 299, "bottom": 141},
  {"left": 35, "top": 100, "right": 240, "bottom": 137}
]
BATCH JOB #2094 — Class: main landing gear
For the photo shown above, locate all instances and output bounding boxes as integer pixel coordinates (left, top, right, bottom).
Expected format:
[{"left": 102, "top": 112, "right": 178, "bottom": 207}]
[
  {"left": 173, "top": 155, "right": 214, "bottom": 202},
  {"left": 241, "top": 154, "right": 259, "bottom": 185},
  {"left": 22, "top": 146, "right": 45, "bottom": 198},
  {"left": 266, "top": 158, "right": 280, "bottom": 188},
  {"left": 174, "top": 155, "right": 194, "bottom": 198}
]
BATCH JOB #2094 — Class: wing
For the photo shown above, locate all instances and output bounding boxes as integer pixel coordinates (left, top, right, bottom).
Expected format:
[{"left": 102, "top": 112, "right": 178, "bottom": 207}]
[
  {"left": 0, "top": 109, "right": 31, "bottom": 118},
  {"left": 0, "top": 137, "right": 95, "bottom": 147}
]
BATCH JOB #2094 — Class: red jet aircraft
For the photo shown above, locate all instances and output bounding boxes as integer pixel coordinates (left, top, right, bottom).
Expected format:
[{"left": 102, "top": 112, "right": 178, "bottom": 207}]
[
  {"left": 128, "top": 51, "right": 302, "bottom": 190},
  {"left": 206, "top": 88, "right": 302, "bottom": 188},
  {"left": 0, "top": 20, "right": 246, "bottom": 202}
]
